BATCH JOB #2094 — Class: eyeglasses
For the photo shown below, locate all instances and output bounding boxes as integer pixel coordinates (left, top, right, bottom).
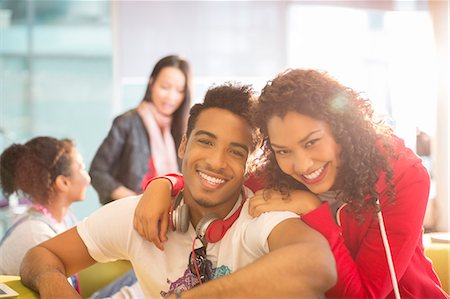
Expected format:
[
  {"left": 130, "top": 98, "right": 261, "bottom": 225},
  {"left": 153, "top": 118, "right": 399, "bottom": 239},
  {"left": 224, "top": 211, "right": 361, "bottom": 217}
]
[{"left": 188, "top": 246, "right": 213, "bottom": 284}]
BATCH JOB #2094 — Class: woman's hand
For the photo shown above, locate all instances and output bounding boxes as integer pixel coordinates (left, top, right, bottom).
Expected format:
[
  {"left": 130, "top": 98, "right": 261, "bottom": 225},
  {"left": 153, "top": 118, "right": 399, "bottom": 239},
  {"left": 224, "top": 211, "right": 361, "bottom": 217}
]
[
  {"left": 133, "top": 178, "right": 173, "bottom": 250},
  {"left": 111, "top": 186, "right": 138, "bottom": 201},
  {"left": 249, "top": 189, "right": 322, "bottom": 217}
]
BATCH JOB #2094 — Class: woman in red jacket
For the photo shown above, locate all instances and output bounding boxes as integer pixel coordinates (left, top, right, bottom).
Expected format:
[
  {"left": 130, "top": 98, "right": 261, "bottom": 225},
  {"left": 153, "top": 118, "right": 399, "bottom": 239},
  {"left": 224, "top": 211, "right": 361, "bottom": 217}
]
[{"left": 134, "top": 69, "right": 448, "bottom": 298}]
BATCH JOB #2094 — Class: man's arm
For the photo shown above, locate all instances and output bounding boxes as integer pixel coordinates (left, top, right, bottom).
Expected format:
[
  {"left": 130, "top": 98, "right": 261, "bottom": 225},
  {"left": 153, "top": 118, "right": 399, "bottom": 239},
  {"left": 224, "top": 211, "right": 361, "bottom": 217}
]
[
  {"left": 178, "top": 218, "right": 336, "bottom": 299},
  {"left": 20, "top": 227, "right": 97, "bottom": 299}
]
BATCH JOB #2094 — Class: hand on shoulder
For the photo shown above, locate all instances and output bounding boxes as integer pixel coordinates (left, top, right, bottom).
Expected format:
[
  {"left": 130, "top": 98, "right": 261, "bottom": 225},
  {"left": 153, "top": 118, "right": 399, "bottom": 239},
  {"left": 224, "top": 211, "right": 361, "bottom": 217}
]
[{"left": 249, "top": 188, "right": 321, "bottom": 217}]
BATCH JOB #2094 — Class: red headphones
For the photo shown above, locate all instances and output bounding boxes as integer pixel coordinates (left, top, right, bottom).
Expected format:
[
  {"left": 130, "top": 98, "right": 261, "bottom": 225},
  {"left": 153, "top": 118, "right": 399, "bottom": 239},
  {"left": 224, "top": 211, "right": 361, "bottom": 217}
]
[{"left": 169, "top": 189, "right": 247, "bottom": 243}]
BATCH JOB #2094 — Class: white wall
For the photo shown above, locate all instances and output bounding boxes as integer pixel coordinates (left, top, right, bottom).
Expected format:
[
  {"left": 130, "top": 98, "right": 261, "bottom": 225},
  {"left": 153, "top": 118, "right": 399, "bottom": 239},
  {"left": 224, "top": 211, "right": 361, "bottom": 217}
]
[
  {"left": 111, "top": 1, "right": 288, "bottom": 111},
  {"left": 111, "top": 1, "right": 449, "bottom": 231}
]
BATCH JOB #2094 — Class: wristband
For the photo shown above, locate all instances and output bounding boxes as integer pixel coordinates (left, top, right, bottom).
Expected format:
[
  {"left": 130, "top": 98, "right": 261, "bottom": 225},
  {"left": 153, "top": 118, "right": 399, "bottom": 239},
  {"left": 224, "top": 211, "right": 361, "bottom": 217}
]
[{"left": 143, "top": 173, "right": 184, "bottom": 197}]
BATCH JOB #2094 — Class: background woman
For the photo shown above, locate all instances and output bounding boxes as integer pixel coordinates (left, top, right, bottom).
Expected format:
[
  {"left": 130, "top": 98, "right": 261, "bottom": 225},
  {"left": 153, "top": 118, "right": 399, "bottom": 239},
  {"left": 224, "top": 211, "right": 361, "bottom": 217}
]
[
  {"left": 0, "top": 137, "right": 88, "bottom": 281},
  {"left": 133, "top": 69, "right": 448, "bottom": 298},
  {"left": 89, "top": 54, "right": 192, "bottom": 205},
  {"left": 0, "top": 136, "right": 140, "bottom": 298}
]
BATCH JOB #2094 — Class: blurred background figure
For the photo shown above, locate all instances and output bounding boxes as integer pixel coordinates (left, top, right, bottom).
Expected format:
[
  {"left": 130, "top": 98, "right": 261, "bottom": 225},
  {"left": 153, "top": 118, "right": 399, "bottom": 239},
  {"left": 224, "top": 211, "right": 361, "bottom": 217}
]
[
  {"left": 0, "top": 136, "right": 139, "bottom": 298},
  {"left": 89, "top": 55, "right": 192, "bottom": 205},
  {"left": 0, "top": 136, "right": 87, "bottom": 282},
  {"left": 417, "top": 128, "right": 437, "bottom": 232}
]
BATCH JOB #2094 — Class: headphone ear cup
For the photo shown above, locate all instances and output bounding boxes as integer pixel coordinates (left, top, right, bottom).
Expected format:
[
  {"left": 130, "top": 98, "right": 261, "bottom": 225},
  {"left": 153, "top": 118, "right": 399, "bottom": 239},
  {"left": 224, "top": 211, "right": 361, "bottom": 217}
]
[
  {"left": 171, "top": 203, "right": 190, "bottom": 233},
  {"left": 176, "top": 204, "right": 190, "bottom": 233},
  {"left": 205, "top": 218, "right": 228, "bottom": 243},
  {"left": 195, "top": 214, "right": 220, "bottom": 243}
]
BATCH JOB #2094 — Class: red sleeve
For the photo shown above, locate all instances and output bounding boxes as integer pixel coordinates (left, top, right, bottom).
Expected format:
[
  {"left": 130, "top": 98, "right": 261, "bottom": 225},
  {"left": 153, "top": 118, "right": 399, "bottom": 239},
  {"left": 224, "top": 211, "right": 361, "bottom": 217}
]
[
  {"left": 142, "top": 173, "right": 184, "bottom": 197},
  {"left": 303, "top": 160, "right": 431, "bottom": 298},
  {"left": 301, "top": 203, "right": 361, "bottom": 298}
]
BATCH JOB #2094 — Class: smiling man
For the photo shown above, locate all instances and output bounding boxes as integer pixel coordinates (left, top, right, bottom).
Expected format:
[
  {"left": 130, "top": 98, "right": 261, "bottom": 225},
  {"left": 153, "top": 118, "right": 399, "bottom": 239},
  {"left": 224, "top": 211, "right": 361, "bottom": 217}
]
[{"left": 20, "top": 83, "right": 336, "bottom": 299}]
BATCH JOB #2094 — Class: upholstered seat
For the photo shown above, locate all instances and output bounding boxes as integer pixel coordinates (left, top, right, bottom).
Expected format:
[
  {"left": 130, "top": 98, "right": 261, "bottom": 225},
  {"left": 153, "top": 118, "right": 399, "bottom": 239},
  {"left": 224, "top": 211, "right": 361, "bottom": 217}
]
[
  {"left": 424, "top": 233, "right": 450, "bottom": 294},
  {"left": 0, "top": 260, "right": 132, "bottom": 299}
]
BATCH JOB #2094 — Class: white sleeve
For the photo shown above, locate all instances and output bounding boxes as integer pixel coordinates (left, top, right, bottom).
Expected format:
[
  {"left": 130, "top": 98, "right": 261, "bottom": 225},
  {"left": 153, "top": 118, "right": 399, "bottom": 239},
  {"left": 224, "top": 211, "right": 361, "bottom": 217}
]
[
  {"left": 0, "top": 220, "right": 57, "bottom": 275},
  {"left": 76, "top": 195, "right": 141, "bottom": 263},
  {"left": 242, "top": 211, "right": 299, "bottom": 256}
]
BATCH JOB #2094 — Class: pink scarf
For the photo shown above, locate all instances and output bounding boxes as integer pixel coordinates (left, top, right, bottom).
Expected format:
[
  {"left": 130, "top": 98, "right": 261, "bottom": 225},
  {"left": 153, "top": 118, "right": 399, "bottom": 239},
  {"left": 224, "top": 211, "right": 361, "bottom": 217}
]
[{"left": 137, "top": 101, "right": 179, "bottom": 179}]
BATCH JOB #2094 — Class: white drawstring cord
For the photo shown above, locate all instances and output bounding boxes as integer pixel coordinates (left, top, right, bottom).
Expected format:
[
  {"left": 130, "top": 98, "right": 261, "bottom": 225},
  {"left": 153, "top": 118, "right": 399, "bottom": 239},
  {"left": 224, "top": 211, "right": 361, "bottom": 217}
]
[{"left": 377, "top": 200, "right": 401, "bottom": 299}]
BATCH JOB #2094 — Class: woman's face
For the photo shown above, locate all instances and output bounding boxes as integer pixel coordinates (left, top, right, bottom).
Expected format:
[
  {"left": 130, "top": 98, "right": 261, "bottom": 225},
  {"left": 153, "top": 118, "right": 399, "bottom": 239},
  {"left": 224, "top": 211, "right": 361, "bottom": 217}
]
[
  {"left": 267, "top": 111, "right": 342, "bottom": 194},
  {"left": 150, "top": 66, "right": 186, "bottom": 116},
  {"left": 65, "top": 148, "right": 91, "bottom": 202}
]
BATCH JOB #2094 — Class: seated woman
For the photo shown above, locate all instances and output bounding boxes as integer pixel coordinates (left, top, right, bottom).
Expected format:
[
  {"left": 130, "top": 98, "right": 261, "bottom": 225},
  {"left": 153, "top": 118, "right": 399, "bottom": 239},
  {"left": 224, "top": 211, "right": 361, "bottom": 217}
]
[{"left": 0, "top": 136, "right": 138, "bottom": 297}]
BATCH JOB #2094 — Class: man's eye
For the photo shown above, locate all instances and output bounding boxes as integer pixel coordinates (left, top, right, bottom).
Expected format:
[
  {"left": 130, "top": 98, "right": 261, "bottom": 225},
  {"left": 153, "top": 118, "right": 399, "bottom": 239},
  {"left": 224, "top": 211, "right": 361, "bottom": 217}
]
[
  {"left": 230, "top": 149, "right": 245, "bottom": 158},
  {"left": 198, "top": 139, "right": 212, "bottom": 146}
]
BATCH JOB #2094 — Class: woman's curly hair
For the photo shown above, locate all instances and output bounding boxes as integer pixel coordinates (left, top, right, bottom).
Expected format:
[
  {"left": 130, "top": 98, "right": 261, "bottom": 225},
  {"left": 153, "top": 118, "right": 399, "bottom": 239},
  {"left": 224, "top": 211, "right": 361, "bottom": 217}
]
[
  {"left": 0, "top": 136, "right": 74, "bottom": 205},
  {"left": 253, "top": 69, "right": 396, "bottom": 219}
]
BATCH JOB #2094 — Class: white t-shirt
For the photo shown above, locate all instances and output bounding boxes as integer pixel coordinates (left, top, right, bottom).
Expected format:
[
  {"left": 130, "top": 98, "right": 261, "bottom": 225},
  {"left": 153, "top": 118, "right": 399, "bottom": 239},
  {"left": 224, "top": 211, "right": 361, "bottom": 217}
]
[
  {"left": 0, "top": 211, "right": 77, "bottom": 275},
  {"left": 77, "top": 191, "right": 298, "bottom": 298}
]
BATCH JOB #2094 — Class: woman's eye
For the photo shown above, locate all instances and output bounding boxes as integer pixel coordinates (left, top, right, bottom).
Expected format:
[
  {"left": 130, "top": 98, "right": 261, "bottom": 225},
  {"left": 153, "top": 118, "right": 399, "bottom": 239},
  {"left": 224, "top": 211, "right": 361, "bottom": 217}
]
[
  {"left": 275, "top": 149, "right": 289, "bottom": 156},
  {"left": 305, "top": 139, "right": 319, "bottom": 148}
]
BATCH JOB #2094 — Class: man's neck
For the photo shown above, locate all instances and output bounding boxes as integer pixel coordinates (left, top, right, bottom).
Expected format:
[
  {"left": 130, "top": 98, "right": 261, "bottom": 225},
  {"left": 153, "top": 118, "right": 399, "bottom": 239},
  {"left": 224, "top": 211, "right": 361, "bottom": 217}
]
[{"left": 183, "top": 189, "right": 243, "bottom": 228}]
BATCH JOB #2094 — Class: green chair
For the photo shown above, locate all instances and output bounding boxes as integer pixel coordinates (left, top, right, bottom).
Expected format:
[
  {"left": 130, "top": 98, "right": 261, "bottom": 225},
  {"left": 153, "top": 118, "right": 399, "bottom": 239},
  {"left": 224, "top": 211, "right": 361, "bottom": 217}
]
[
  {"left": 0, "top": 260, "right": 132, "bottom": 299},
  {"left": 78, "top": 260, "right": 132, "bottom": 298},
  {"left": 1, "top": 275, "right": 38, "bottom": 299},
  {"left": 424, "top": 233, "right": 450, "bottom": 295}
]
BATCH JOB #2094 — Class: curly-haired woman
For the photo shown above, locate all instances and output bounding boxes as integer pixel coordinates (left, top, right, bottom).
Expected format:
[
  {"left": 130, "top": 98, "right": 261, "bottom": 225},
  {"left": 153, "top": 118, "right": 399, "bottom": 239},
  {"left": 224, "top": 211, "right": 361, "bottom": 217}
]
[
  {"left": 247, "top": 69, "right": 448, "bottom": 298},
  {"left": 0, "top": 136, "right": 139, "bottom": 298},
  {"left": 132, "top": 70, "right": 448, "bottom": 298},
  {"left": 0, "top": 137, "right": 89, "bottom": 278}
]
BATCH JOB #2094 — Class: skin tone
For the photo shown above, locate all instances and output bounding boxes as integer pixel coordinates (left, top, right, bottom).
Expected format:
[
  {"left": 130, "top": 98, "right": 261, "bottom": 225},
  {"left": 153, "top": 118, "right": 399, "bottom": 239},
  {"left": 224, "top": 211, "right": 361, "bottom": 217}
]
[
  {"left": 133, "top": 108, "right": 253, "bottom": 248},
  {"left": 150, "top": 66, "right": 186, "bottom": 117},
  {"left": 267, "top": 112, "right": 342, "bottom": 194},
  {"left": 64, "top": 149, "right": 91, "bottom": 203},
  {"left": 179, "top": 108, "right": 252, "bottom": 226},
  {"left": 134, "top": 178, "right": 173, "bottom": 249},
  {"left": 20, "top": 108, "right": 336, "bottom": 299},
  {"left": 249, "top": 111, "right": 342, "bottom": 216},
  {"left": 21, "top": 107, "right": 253, "bottom": 295},
  {"left": 110, "top": 66, "right": 186, "bottom": 200},
  {"left": 133, "top": 111, "right": 342, "bottom": 246},
  {"left": 110, "top": 185, "right": 137, "bottom": 201},
  {"left": 44, "top": 148, "right": 91, "bottom": 222}
]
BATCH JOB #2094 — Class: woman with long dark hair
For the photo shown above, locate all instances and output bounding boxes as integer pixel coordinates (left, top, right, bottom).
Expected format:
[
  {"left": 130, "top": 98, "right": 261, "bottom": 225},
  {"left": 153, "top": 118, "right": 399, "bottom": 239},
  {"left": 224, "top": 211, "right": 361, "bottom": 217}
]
[{"left": 90, "top": 55, "right": 192, "bottom": 205}]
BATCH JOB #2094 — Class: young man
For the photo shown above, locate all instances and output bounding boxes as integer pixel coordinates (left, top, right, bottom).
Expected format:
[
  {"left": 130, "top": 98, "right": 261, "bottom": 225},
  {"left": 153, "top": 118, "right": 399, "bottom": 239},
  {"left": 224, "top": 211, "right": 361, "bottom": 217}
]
[{"left": 20, "top": 83, "right": 336, "bottom": 299}]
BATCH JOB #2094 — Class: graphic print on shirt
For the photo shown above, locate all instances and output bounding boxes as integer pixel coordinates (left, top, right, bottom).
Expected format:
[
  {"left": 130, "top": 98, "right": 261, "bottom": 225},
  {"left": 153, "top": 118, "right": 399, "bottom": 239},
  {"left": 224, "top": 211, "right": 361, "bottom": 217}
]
[{"left": 160, "top": 261, "right": 232, "bottom": 297}]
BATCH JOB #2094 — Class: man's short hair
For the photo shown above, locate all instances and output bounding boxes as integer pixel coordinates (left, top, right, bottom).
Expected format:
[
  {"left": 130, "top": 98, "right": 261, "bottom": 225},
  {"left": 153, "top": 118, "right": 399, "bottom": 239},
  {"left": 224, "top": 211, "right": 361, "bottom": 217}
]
[{"left": 186, "top": 83, "right": 259, "bottom": 151}]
